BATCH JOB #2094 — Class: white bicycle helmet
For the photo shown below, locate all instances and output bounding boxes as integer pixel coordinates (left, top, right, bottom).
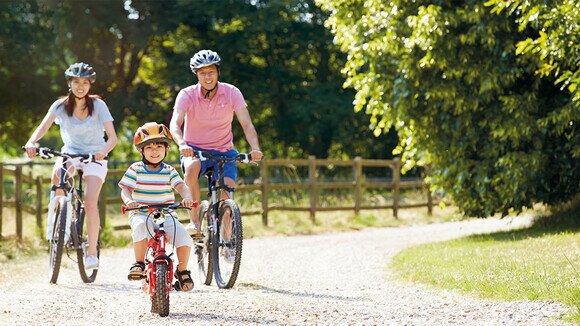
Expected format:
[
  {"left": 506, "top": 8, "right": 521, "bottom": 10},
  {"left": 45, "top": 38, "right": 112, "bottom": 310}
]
[{"left": 190, "top": 50, "right": 221, "bottom": 73}]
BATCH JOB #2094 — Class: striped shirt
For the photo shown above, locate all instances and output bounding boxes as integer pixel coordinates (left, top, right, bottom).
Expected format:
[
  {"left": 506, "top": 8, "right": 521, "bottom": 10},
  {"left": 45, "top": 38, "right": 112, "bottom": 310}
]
[{"left": 118, "top": 162, "right": 184, "bottom": 205}]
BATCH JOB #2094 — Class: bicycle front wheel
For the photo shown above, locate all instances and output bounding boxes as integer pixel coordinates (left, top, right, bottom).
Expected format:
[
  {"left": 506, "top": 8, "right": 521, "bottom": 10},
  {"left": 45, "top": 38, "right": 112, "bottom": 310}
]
[
  {"left": 212, "top": 199, "right": 243, "bottom": 289},
  {"left": 151, "top": 264, "right": 170, "bottom": 317},
  {"left": 73, "top": 205, "right": 100, "bottom": 283},
  {"left": 48, "top": 197, "right": 67, "bottom": 284},
  {"left": 195, "top": 200, "right": 213, "bottom": 285}
]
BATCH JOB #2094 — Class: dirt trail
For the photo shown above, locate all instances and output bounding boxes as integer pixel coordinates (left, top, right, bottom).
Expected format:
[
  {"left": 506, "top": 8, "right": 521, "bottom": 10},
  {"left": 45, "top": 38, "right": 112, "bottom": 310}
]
[{"left": 0, "top": 216, "right": 572, "bottom": 325}]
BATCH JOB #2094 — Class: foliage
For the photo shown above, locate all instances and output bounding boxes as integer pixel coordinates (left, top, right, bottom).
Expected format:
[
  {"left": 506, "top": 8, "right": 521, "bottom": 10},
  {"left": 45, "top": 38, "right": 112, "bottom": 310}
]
[
  {"left": 316, "top": 0, "right": 579, "bottom": 217},
  {"left": 0, "top": 0, "right": 396, "bottom": 161}
]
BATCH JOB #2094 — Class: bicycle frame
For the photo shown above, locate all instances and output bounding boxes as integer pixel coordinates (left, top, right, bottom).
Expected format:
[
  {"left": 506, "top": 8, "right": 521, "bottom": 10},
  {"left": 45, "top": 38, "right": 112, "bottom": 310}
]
[
  {"left": 196, "top": 151, "right": 250, "bottom": 223},
  {"left": 55, "top": 158, "right": 84, "bottom": 245}
]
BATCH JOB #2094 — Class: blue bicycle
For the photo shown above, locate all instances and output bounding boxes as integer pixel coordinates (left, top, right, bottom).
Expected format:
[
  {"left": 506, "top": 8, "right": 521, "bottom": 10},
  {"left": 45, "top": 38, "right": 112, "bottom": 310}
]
[{"left": 193, "top": 150, "right": 255, "bottom": 289}]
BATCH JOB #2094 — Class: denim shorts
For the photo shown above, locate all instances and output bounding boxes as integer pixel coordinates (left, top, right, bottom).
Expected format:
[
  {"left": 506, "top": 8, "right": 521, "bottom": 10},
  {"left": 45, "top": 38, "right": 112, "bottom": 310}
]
[{"left": 180, "top": 145, "right": 238, "bottom": 182}]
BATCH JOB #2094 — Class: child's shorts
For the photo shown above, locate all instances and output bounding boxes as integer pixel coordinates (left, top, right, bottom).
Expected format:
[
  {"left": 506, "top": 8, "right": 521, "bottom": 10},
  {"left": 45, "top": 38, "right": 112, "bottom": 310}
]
[{"left": 128, "top": 212, "right": 193, "bottom": 248}]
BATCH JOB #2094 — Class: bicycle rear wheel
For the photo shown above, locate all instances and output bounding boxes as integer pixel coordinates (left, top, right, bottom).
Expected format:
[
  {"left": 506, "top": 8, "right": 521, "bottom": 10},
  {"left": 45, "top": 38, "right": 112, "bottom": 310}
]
[
  {"left": 212, "top": 199, "right": 243, "bottom": 289},
  {"left": 151, "top": 264, "right": 170, "bottom": 317},
  {"left": 48, "top": 197, "right": 67, "bottom": 284},
  {"left": 195, "top": 200, "right": 213, "bottom": 285},
  {"left": 73, "top": 205, "right": 100, "bottom": 283}
]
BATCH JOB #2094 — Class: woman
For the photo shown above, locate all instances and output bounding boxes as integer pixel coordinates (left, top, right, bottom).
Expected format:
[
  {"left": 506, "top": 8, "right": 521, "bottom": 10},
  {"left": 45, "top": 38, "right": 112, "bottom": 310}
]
[{"left": 24, "top": 62, "right": 117, "bottom": 270}]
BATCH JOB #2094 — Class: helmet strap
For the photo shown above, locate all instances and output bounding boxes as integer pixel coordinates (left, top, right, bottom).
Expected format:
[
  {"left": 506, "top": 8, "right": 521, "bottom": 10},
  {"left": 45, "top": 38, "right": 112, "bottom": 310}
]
[{"left": 202, "top": 83, "right": 218, "bottom": 99}]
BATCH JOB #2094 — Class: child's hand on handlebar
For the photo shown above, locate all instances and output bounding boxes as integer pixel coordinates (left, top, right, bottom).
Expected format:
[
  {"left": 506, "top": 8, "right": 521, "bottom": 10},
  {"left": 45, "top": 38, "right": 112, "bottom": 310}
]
[
  {"left": 181, "top": 198, "right": 195, "bottom": 208},
  {"left": 125, "top": 200, "right": 140, "bottom": 209}
]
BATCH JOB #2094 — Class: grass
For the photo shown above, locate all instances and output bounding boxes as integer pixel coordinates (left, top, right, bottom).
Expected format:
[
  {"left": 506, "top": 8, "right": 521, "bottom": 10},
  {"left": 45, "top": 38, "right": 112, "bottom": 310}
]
[{"left": 391, "top": 199, "right": 580, "bottom": 323}]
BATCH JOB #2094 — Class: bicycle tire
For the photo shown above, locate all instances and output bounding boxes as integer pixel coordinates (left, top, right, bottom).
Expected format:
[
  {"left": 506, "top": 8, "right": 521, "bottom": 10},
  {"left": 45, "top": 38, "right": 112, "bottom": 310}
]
[
  {"left": 195, "top": 200, "right": 213, "bottom": 285},
  {"left": 151, "top": 264, "right": 170, "bottom": 317},
  {"left": 48, "top": 197, "right": 67, "bottom": 284},
  {"left": 212, "top": 199, "right": 243, "bottom": 289},
  {"left": 73, "top": 205, "right": 100, "bottom": 283}
]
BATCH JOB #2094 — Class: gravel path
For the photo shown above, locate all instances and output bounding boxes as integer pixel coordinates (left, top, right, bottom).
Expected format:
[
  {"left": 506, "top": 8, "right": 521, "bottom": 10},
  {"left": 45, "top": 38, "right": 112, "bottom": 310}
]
[{"left": 0, "top": 216, "right": 572, "bottom": 325}]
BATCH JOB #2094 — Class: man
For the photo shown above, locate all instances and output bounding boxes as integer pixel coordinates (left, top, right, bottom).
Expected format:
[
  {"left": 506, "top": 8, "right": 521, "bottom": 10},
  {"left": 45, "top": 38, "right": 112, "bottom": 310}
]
[{"left": 170, "top": 49, "right": 263, "bottom": 237}]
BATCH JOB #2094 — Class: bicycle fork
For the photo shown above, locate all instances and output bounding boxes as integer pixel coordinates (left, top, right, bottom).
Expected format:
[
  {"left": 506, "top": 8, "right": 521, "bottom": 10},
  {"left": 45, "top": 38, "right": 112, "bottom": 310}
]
[{"left": 145, "top": 230, "right": 173, "bottom": 296}]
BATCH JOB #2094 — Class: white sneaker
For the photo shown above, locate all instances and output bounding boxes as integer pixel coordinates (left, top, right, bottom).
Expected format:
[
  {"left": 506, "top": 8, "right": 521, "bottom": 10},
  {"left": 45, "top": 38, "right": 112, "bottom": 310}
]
[{"left": 85, "top": 255, "right": 99, "bottom": 270}]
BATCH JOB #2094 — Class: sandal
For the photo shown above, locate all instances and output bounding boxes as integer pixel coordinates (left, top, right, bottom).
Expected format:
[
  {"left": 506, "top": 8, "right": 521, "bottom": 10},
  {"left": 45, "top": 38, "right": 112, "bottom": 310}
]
[
  {"left": 173, "top": 268, "right": 194, "bottom": 291},
  {"left": 128, "top": 261, "right": 146, "bottom": 280}
]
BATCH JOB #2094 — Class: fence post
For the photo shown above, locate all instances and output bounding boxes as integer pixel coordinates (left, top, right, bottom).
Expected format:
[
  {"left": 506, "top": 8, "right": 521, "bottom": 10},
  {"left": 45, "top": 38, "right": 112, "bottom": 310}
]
[
  {"left": 392, "top": 158, "right": 400, "bottom": 219},
  {"left": 308, "top": 155, "right": 317, "bottom": 222},
  {"left": 354, "top": 157, "right": 362, "bottom": 215},
  {"left": 427, "top": 185, "right": 433, "bottom": 216},
  {"left": 28, "top": 161, "right": 33, "bottom": 191},
  {"left": 425, "top": 164, "right": 433, "bottom": 215},
  {"left": 99, "top": 184, "right": 106, "bottom": 228},
  {"left": 36, "top": 176, "right": 43, "bottom": 235},
  {"left": 260, "top": 159, "right": 269, "bottom": 226},
  {"left": 0, "top": 162, "right": 3, "bottom": 239},
  {"left": 15, "top": 165, "right": 23, "bottom": 239}
]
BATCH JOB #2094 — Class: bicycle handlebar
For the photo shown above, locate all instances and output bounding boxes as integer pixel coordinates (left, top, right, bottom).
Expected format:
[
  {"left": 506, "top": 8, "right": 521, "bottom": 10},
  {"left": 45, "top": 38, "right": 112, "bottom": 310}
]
[
  {"left": 22, "top": 146, "right": 107, "bottom": 165},
  {"left": 121, "top": 202, "right": 192, "bottom": 214},
  {"left": 192, "top": 150, "right": 262, "bottom": 164}
]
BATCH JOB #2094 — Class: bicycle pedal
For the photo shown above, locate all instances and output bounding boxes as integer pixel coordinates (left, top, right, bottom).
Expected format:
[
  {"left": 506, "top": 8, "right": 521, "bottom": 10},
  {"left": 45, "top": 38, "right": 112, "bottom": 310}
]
[{"left": 128, "top": 274, "right": 145, "bottom": 281}]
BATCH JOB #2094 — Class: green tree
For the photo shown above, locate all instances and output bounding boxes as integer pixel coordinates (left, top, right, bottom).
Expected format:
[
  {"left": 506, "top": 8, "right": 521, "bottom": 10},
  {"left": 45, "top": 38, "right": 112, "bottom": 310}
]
[
  {"left": 1, "top": 0, "right": 396, "bottom": 161},
  {"left": 0, "top": 0, "right": 62, "bottom": 156},
  {"left": 141, "top": 0, "right": 396, "bottom": 159},
  {"left": 316, "top": 0, "right": 579, "bottom": 217}
]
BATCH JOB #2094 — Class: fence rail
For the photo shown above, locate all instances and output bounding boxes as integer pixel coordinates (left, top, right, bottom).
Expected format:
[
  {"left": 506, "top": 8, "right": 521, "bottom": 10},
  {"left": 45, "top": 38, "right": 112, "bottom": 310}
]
[{"left": 1, "top": 156, "right": 434, "bottom": 239}]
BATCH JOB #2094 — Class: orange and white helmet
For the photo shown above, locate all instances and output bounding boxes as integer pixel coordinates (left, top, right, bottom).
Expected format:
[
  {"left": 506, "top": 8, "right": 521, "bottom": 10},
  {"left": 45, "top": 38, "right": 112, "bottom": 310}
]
[{"left": 133, "top": 122, "right": 173, "bottom": 151}]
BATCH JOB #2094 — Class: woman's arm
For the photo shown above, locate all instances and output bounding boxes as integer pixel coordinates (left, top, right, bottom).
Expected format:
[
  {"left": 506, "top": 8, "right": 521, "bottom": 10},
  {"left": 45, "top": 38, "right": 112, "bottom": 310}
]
[
  {"left": 24, "top": 111, "right": 57, "bottom": 158},
  {"left": 97, "top": 121, "right": 117, "bottom": 160}
]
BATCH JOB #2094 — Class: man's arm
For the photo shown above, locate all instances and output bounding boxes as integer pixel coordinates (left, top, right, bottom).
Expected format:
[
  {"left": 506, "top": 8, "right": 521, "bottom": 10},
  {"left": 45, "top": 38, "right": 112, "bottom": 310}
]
[
  {"left": 235, "top": 107, "right": 263, "bottom": 161},
  {"left": 170, "top": 108, "right": 193, "bottom": 157}
]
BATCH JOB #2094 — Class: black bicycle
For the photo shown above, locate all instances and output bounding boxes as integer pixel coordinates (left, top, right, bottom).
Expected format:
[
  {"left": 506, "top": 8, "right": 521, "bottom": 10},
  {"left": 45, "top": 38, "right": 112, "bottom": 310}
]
[
  {"left": 27, "top": 147, "right": 102, "bottom": 284},
  {"left": 193, "top": 150, "right": 256, "bottom": 289}
]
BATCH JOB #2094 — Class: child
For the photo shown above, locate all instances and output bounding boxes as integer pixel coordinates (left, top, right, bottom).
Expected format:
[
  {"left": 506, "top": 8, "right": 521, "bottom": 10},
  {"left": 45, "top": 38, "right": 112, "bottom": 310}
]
[{"left": 118, "top": 122, "right": 195, "bottom": 291}]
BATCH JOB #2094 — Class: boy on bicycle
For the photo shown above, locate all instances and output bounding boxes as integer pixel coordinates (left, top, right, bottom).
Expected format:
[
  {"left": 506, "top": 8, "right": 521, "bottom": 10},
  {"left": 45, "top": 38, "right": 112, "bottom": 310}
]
[{"left": 118, "top": 122, "right": 195, "bottom": 291}]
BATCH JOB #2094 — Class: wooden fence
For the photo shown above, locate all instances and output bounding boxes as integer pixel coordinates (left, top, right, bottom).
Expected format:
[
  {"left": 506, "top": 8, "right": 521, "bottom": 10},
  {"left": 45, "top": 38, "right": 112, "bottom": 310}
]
[{"left": 0, "top": 156, "right": 434, "bottom": 239}]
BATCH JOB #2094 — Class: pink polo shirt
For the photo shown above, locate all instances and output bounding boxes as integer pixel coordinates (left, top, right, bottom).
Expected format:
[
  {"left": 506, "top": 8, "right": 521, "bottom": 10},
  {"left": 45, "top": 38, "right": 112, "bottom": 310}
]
[{"left": 173, "top": 82, "right": 247, "bottom": 151}]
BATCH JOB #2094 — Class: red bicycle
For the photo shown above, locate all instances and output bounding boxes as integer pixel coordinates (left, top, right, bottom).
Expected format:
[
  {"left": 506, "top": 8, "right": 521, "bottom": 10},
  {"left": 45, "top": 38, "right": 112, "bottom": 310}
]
[{"left": 121, "top": 202, "right": 190, "bottom": 317}]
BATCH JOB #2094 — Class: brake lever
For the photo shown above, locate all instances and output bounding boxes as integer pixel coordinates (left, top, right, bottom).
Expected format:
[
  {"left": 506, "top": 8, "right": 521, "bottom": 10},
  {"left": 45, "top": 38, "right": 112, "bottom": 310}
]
[
  {"left": 196, "top": 151, "right": 208, "bottom": 161},
  {"left": 82, "top": 154, "right": 93, "bottom": 164},
  {"left": 82, "top": 154, "right": 103, "bottom": 166},
  {"left": 39, "top": 148, "right": 53, "bottom": 159}
]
